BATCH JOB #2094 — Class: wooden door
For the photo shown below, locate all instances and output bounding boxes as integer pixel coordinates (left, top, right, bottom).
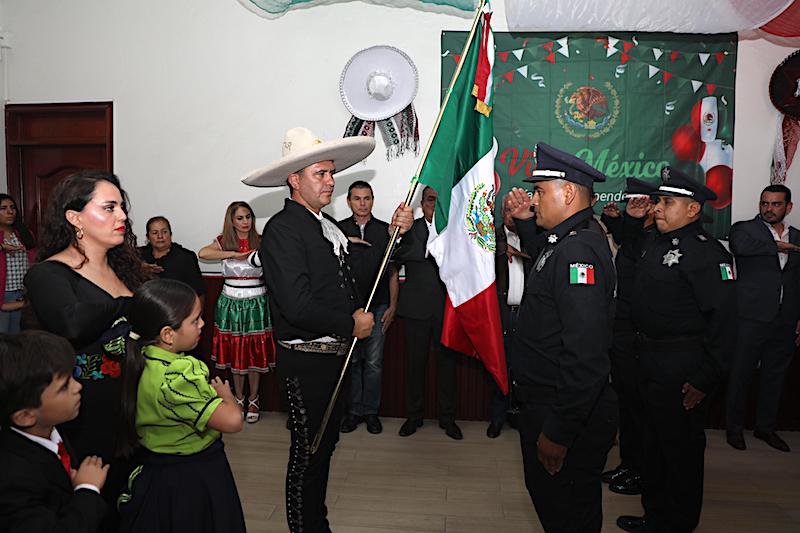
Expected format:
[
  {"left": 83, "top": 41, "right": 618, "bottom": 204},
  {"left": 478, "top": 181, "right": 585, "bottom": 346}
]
[{"left": 5, "top": 102, "right": 112, "bottom": 237}]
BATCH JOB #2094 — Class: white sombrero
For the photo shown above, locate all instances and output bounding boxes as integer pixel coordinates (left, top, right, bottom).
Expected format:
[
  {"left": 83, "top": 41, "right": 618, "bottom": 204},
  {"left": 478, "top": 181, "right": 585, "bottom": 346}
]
[
  {"left": 340, "top": 45, "right": 419, "bottom": 122},
  {"left": 241, "top": 127, "right": 376, "bottom": 187}
]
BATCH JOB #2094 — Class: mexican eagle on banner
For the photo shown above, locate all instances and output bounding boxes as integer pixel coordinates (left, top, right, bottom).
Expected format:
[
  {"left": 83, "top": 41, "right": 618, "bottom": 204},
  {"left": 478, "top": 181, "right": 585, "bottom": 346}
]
[{"left": 419, "top": 3, "right": 508, "bottom": 394}]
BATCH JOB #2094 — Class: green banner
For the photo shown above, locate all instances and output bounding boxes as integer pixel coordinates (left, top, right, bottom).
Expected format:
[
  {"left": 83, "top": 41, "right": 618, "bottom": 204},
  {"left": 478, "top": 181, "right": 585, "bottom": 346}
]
[{"left": 441, "top": 32, "right": 737, "bottom": 238}]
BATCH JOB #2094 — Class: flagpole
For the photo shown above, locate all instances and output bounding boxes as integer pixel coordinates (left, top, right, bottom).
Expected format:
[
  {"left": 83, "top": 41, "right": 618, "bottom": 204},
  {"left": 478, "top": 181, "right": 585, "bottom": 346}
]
[{"left": 310, "top": 0, "right": 488, "bottom": 454}]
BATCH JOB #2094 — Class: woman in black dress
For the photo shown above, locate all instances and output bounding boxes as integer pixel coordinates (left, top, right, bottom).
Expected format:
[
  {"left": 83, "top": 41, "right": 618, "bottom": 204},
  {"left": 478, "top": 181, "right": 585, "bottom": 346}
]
[{"left": 24, "top": 171, "right": 149, "bottom": 523}]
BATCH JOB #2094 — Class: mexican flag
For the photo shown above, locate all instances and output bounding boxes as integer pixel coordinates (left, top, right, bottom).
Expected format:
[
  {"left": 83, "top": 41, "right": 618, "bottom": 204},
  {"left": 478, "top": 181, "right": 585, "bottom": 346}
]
[{"left": 419, "top": 3, "right": 507, "bottom": 394}]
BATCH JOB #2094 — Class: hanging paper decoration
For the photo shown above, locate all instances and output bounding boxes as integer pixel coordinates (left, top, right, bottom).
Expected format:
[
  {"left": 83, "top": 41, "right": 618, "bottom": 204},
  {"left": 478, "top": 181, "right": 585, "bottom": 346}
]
[
  {"left": 239, "top": 0, "right": 478, "bottom": 18},
  {"left": 504, "top": 0, "right": 793, "bottom": 33}
]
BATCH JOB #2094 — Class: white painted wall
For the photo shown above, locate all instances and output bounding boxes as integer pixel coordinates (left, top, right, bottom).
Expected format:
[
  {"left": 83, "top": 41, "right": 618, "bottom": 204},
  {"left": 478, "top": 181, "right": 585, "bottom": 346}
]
[{"left": 1, "top": 0, "right": 797, "bottom": 270}]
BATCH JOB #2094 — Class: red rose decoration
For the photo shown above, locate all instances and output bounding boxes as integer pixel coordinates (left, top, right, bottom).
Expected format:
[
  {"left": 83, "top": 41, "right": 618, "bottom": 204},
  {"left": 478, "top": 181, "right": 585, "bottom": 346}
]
[{"left": 101, "top": 356, "right": 122, "bottom": 378}]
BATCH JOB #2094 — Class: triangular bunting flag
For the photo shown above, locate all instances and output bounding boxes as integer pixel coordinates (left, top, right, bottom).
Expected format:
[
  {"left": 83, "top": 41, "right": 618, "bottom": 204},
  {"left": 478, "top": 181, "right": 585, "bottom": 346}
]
[
  {"left": 606, "top": 36, "right": 619, "bottom": 57},
  {"left": 663, "top": 71, "right": 672, "bottom": 83},
  {"left": 503, "top": 70, "right": 514, "bottom": 83},
  {"left": 621, "top": 53, "right": 631, "bottom": 64},
  {"left": 557, "top": 37, "right": 569, "bottom": 58},
  {"left": 670, "top": 50, "right": 680, "bottom": 62},
  {"left": 497, "top": 51, "right": 509, "bottom": 62},
  {"left": 623, "top": 41, "right": 634, "bottom": 53},
  {"left": 648, "top": 65, "right": 660, "bottom": 79},
  {"left": 706, "top": 83, "right": 717, "bottom": 95},
  {"left": 691, "top": 80, "right": 703, "bottom": 93},
  {"left": 516, "top": 65, "right": 528, "bottom": 78},
  {"left": 453, "top": 54, "right": 462, "bottom": 65},
  {"left": 545, "top": 53, "right": 556, "bottom": 64},
  {"left": 512, "top": 48, "right": 523, "bottom": 61},
  {"left": 715, "top": 52, "right": 725, "bottom": 65},
  {"left": 653, "top": 48, "right": 663, "bottom": 61},
  {"left": 699, "top": 53, "right": 710, "bottom": 66},
  {"left": 543, "top": 41, "right": 554, "bottom": 52}
]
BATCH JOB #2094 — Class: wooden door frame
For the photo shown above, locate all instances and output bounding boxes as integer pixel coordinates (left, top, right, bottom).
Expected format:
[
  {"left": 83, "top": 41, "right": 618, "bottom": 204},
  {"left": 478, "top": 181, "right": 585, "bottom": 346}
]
[{"left": 5, "top": 101, "right": 113, "bottom": 203}]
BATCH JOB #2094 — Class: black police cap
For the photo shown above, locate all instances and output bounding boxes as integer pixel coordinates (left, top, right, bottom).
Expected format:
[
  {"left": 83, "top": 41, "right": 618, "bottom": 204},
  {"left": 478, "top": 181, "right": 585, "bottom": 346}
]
[
  {"left": 651, "top": 166, "right": 718, "bottom": 204},
  {"left": 523, "top": 143, "right": 606, "bottom": 188},
  {"left": 624, "top": 177, "right": 657, "bottom": 199}
]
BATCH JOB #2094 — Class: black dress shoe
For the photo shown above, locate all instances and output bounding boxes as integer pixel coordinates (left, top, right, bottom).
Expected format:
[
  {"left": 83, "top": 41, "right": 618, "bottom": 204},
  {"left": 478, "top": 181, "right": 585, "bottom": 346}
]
[
  {"left": 616, "top": 515, "right": 656, "bottom": 532},
  {"left": 486, "top": 421, "right": 503, "bottom": 438},
  {"left": 340, "top": 414, "right": 363, "bottom": 433},
  {"left": 365, "top": 414, "right": 383, "bottom": 434},
  {"left": 602, "top": 464, "right": 629, "bottom": 484},
  {"left": 398, "top": 418, "right": 423, "bottom": 437},
  {"left": 754, "top": 430, "right": 791, "bottom": 452},
  {"left": 439, "top": 420, "right": 463, "bottom": 440},
  {"left": 726, "top": 431, "right": 746, "bottom": 450},
  {"left": 609, "top": 473, "right": 642, "bottom": 495}
]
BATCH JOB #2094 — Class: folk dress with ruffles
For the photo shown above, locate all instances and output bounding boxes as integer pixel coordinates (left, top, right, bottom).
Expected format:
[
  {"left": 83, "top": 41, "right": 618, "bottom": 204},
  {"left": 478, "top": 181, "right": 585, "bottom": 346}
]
[{"left": 210, "top": 237, "right": 275, "bottom": 373}]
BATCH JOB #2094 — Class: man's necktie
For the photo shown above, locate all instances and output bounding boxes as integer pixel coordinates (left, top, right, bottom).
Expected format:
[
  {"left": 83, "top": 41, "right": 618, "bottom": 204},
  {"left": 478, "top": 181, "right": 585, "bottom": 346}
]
[{"left": 57, "top": 440, "right": 72, "bottom": 474}]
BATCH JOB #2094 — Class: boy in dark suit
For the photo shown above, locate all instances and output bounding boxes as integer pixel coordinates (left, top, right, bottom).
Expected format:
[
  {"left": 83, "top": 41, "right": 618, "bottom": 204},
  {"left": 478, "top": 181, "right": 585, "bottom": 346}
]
[{"left": 0, "top": 330, "right": 108, "bottom": 533}]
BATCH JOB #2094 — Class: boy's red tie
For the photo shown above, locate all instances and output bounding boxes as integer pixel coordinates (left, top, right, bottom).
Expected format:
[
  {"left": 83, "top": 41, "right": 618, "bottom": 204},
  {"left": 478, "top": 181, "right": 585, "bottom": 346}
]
[{"left": 57, "top": 441, "right": 72, "bottom": 474}]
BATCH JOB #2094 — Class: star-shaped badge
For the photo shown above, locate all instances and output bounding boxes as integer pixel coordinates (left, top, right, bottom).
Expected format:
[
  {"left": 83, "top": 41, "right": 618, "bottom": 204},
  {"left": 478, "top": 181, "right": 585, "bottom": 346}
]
[
  {"left": 672, "top": 238, "right": 679, "bottom": 246},
  {"left": 662, "top": 249, "right": 682, "bottom": 267},
  {"left": 548, "top": 234, "right": 558, "bottom": 244}
]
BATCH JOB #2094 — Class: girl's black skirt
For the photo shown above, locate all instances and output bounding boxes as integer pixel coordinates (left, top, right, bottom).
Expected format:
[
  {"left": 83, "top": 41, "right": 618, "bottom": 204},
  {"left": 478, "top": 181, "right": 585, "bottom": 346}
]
[{"left": 118, "top": 439, "right": 246, "bottom": 533}]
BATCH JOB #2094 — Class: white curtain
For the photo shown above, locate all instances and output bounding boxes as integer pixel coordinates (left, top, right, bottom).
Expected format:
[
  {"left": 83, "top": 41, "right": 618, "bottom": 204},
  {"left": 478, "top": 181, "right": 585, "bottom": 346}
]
[{"left": 504, "top": 0, "right": 794, "bottom": 33}]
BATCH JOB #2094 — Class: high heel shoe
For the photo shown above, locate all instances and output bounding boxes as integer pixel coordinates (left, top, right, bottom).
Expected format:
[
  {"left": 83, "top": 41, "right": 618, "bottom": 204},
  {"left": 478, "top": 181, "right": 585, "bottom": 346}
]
[
  {"left": 246, "top": 396, "right": 260, "bottom": 423},
  {"left": 235, "top": 396, "right": 245, "bottom": 420}
]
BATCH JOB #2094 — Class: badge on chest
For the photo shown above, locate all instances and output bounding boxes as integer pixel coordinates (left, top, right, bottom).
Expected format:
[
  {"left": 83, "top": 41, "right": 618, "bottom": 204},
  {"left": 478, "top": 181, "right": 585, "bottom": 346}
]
[{"left": 662, "top": 249, "right": 682, "bottom": 267}]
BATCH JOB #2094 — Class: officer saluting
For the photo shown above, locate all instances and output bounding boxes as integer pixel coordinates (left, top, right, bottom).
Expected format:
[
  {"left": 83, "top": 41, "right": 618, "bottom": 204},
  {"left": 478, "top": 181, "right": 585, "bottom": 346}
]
[
  {"left": 504, "top": 143, "right": 618, "bottom": 533},
  {"left": 617, "top": 167, "right": 736, "bottom": 533}
]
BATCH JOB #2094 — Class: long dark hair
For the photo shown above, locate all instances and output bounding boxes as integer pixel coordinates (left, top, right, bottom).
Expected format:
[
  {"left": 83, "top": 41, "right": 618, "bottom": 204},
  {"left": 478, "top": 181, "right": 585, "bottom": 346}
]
[
  {"left": 220, "top": 201, "right": 260, "bottom": 251},
  {"left": 36, "top": 171, "right": 149, "bottom": 290},
  {"left": 0, "top": 194, "right": 36, "bottom": 250},
  {"left": 119, "top": 278, "right": 198, "bottom": 457}
]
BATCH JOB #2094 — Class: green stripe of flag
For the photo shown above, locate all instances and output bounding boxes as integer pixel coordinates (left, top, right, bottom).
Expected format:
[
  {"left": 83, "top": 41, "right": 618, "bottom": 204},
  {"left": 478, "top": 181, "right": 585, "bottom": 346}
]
[{"left": 419, "top": 19, "right": 494, "bottom": 234}]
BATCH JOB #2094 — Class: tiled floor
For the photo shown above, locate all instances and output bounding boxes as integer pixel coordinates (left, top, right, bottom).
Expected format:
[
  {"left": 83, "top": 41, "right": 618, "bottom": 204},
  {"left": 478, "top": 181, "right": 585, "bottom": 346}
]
[{"left": 225, "top": 415, "right": 800, "bottom": 532}]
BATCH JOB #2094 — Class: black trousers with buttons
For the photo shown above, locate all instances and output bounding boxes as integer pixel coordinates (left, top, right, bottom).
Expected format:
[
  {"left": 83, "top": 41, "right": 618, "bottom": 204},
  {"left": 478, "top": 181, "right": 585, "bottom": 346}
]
[{"left": 277, "top": 346, "right": 346, "bottom": 533}]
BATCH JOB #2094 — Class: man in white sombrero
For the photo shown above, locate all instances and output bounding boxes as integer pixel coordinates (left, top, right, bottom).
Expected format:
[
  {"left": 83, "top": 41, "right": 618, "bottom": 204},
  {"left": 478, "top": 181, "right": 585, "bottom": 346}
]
[{"left": 243, "top": 127, "right": 412, "bottom": 533}]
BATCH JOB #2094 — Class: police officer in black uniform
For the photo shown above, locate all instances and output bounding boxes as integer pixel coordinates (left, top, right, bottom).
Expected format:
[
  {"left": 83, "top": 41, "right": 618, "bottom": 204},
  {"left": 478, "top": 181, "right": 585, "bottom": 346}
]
[
  {"left": 616, "top": 167, "right": 736, "bottom": 533},
  {"left": 504, "top": 143, "right": 618, "bottom": 533},
  {"left": 600, "top": 179, "right": 658, "bottom": 495}
]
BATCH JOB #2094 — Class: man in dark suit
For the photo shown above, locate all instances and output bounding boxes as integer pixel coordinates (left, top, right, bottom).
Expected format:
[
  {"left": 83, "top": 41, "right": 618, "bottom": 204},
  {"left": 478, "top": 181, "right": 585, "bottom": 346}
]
[
  {"left": 338, "top": 181, "right": 399, "bottom": 435},
  {"left": 726, "top": 184, "right": 800, "bottom": 453},
  {"left": 0, "top": 331, "right": 108, "bottom": 533},
  {"left": 395, "top": 186, "right": 462, "bottom": 440}
]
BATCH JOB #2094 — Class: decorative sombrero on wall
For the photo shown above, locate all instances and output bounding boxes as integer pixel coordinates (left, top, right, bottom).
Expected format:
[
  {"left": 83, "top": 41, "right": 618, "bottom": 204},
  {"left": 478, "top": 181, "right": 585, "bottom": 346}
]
[
  {"left": 769, "top": 49, "right": 800, "bottom": 119},
  {"left": 340, "top": 45, "right": 420, "bottom": 160}
]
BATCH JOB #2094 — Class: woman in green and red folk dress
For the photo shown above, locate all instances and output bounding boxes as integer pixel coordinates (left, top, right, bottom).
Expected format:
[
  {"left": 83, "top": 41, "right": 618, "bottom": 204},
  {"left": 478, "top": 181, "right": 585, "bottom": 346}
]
[{"left": 199, "top": 201, "right": 275, "bottom": 423}]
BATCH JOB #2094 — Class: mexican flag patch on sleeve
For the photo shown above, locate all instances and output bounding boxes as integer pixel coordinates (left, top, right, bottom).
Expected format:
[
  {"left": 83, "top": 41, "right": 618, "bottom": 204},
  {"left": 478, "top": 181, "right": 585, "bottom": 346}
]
[
  {"left": 569, "top": 263, "right": 595, "bottom": 285},
  {"left": 719, "top": 263, "right": 735, "bottom": 281}
]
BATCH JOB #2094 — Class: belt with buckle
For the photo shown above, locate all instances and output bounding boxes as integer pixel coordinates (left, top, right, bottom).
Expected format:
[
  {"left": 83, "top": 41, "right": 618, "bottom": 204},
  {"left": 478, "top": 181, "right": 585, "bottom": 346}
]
[{"left": 277, "top": 340, "right": 349, "bottom": 356}]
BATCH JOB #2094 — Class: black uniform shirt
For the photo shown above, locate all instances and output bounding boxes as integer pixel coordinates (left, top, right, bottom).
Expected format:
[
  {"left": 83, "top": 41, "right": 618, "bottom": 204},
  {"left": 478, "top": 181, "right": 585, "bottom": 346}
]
[
  {"left": 601, "top": 213, "right": 655, "bottom": 322},
  {"left": 631, "top": 219, "right": 736, "bottom": 392},
  {"left": 511, "top": 207, "right": 616, "bottom": 446}
]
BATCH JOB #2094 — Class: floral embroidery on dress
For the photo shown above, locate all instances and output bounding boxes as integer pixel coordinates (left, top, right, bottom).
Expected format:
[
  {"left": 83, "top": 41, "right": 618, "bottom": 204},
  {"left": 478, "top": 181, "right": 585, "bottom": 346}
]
[{"left": 74, "top": 316, "right": 129, "bottom": 381}]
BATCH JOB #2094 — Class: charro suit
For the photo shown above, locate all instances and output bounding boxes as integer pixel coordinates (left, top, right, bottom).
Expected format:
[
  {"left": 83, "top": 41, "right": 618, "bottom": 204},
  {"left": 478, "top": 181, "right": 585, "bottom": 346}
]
[
  {"left": 0, "top": 429, "right": 106, "bottom": 533},
  {"left": 726, "top": 216, "right": 800, "bottom": 435},
  {"left": 394, "top": 217, "right": 457, "bottom": 422}
]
